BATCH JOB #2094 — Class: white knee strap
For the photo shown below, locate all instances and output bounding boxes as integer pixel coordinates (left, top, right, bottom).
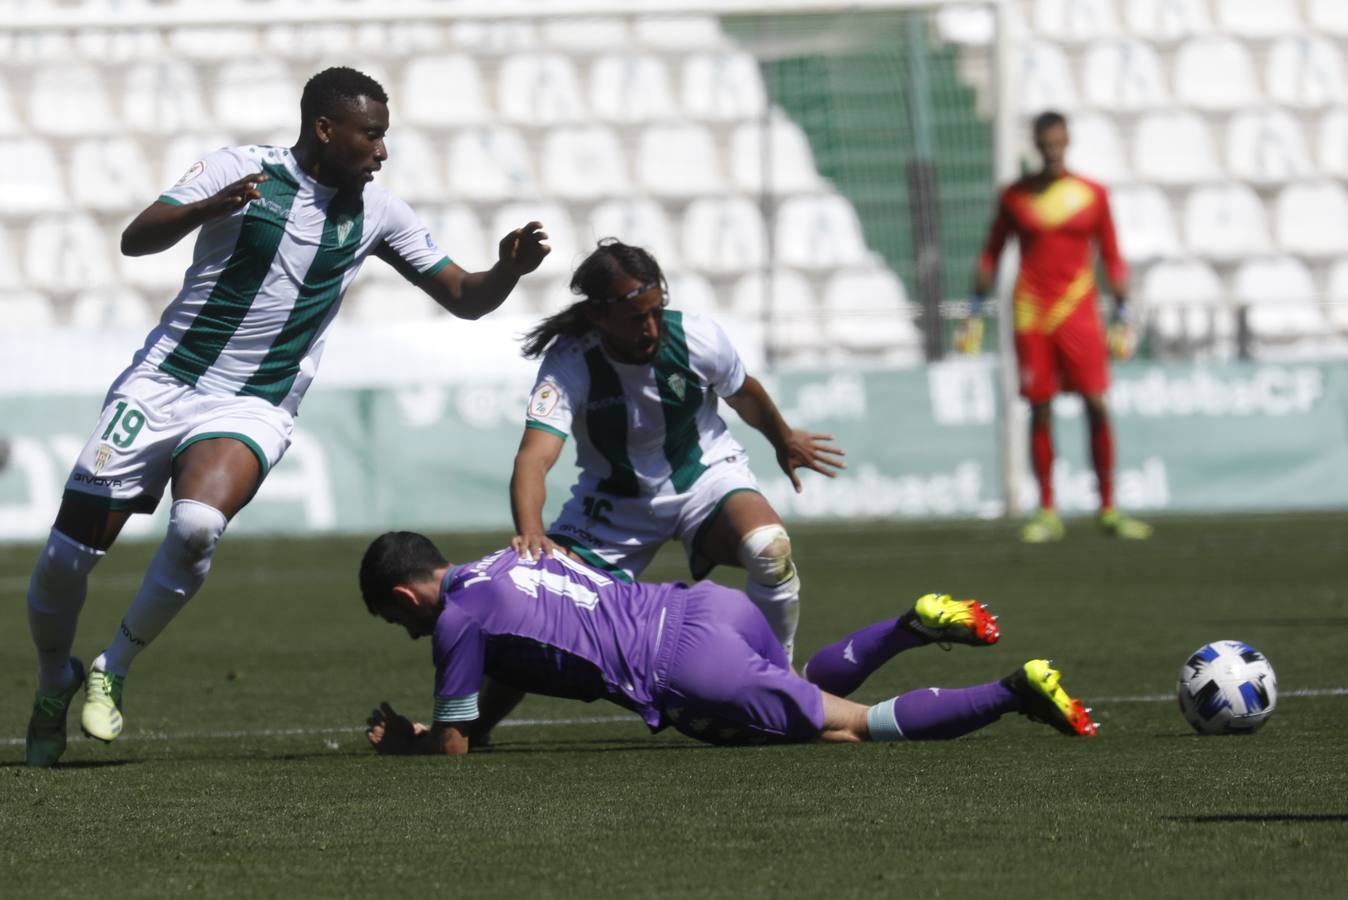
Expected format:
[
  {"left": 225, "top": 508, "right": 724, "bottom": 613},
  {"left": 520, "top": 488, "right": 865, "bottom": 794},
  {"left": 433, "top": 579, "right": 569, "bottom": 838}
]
[
  {"left": 164, "top": 499, "right": 227, "bottom": 575},
  {"left": 737, "top": 525, "right": 797, "bottom": 587}
]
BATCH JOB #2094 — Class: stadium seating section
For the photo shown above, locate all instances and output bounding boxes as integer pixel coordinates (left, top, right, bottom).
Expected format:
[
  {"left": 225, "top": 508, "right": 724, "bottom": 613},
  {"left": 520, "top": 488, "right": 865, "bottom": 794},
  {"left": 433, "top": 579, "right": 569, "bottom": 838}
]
[{"left": 2, "top": 0, "right": 1347, "bottom": 362}]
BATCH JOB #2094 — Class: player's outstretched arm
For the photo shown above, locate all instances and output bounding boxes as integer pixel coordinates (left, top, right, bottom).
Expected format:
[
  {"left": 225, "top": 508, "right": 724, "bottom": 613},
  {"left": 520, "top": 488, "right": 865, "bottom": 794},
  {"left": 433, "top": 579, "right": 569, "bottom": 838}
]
[
  {"left": 366, "top": 702, "right": 469, "bottom": 756},
  {"left": 120, "top": 173, "right": 270, "bottom": 257},
  {"left": 509, "top": 426, "right": 568, "bottom": 561},
  {"left": 725, "top": 376, "right": 846, "bottom": 493},
  {"left": 421, "top": 221, "right": 550, "bottom": 320}
]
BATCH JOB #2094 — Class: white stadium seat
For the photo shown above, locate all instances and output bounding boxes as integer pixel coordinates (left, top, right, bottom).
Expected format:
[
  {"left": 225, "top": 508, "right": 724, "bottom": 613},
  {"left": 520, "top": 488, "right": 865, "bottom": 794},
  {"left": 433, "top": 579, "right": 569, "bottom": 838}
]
[
  {"left": 0, "top": 138, "right": 67, "bottom": 217},
  {"left": 731, "top": 270, "right": 823, "bottom": 359},
  {"left": 493, "top": 203, "right": 578, "bottom": 279},
  {"left": 681, "top": 51, "right": 767, "bottom": 121},
  {"left": 29, "top": 64, "right": 115, "bottom": 136},
  {"left": 1182, "top": 183, "right": 1272, "bottom": 262},
  {"left": 1317, "top": 109, "right": 1348, "bottom": 178},
  {"left": 1225, "top": 109, "right": 1314, "bottom": 185},
  {"left": 1266, "top": 36, "right": 1348, "bottom": 109},
  {"left": 377, "top": 128, "right": 445, "bottom": 204},
  {"left": 159, "top": 133, "right": 233, "bottom": 190},
  {"left": 1275, "top": 181, "right": 1348, "bottom": 258},
  {"left": 0, "top": 76, "right": 22, "bottom": 137},
  {"left": 0, "top": 292, "right": 57, "bottom": 330},
  {"left": 664, "top": 271, "right": 719, "bottom": 317},
  {"left": 823, "top": 268, "right": 922, "bottom": 358},
  {"left": 1110, "top": 185, "right": 1180, "bottom": 263},
  {"left": 1133, "top": 111, "right": 1221, "bottom": 184},
  {"left": 345, "top": 281, "right": 441, "bottom": 324},
  {"left": 169, "top": 27, "right": 260, "bottom": 60},
  {"left": 634, "top": 16, "right": 728, "bottom": 50},
  {"left": 405, "top": 205, "right": 488, "bottom": 276},
  {"left": 262, "top": 23, "right": 354, "bottom": 60},
  {"left": 446, "top": 127, "right": 538, "bottom": 201},
  {"left": 1215, "top": 0, "right": 1301, "bottom": 37},
  {"left": 497, "top": 54, "right": 586, "bottom": 125},
  {"left": 1140, "top": 259, "right": 1229, "bottom": 344},
  {"left": 74, "top": 28, "right": 165, "bottom": 64},
  {"left": 541, "top": 17, "right": 630, "bottom": 51},
  {"left": 1065, "top": 113, "right": 1130, "bottom": 182},
  {"left": 24, "top": 214, "right": 115, "bottom": 293},
  {"left": 1308, "top": 0, "right": 1348, "bottom": 37},
  {"left": 1324, "top": 259, "right": 1348, "bottom": 329},
  {"left": 1080, "top": 39, "right": 1169, "bottom": 111},
  {"left": 70, "top": 138, "right": 156, "bottom": 213},
  {"left": 1124, "top": 0, "right": 1212, "bottom": 40},
  {"left": 730, "top": 115, "right": 822, "bottom": 195},
  {"left": 120, "top": 231, "right": 195, "bottom": 294},
  {"left": 680, "top": 197, "right": 768, "bottom": 274},
  {"left": 0, "top": 30, "right": 74, "bottom": 65},
  {"left": 1019, "top": 40, "right": 1079, "bottom": 112},
  {"left": 637, "top": 123, "right": 726, "bottom": 198},
  {"left": 540, "top": 126, "right": 631, "bottom": 201},
  {"left": 587, "top": 200, "right": 681, "bottom": 269},
  {"left": 589, "top": 55, "right": 677, "bottom": 123},
  {"left": 69, "top": 287, "right": 154, "bottom": 331},
  {"left": 1173, "top": 37, "right": 1259, "bottom": 111},
  {"left": 1032, "top": 0, "right": 1118, "bottom": 43},
  {"left": 1231, "top": 256, "right": 1327, "bottom": 342},
  {"left": 403, "top": 55, "right": 489, "bottom": 127},
  {"left": 447, "top": 21, "right": 538, "bottom": 54},
  {"left": 0, "top": 224, "right": 21, "bottom": 288},
  {"left": 774, "top": 194, "right": 871, "bottom": 270},
  {"left": 123, "top": 61, "right": 208, "bottom": 136},
  {"left": 935, "top": 5, "right": 998, "bottom": 46},
  {"left": 214, "top": 59, "right": 297, "bottom": 134}
]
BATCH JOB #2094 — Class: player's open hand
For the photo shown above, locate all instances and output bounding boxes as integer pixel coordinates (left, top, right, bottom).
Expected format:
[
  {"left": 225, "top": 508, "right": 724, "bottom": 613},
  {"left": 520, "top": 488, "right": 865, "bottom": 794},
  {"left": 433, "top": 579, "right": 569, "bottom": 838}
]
[
  {"left": 366, "top": 701, "right": 424, "bottom": 755},
  {"left": 498, "top": 221, "right": 551, "bottom": 277},
  {"left": 777, "top": 430, "right": 846, "bottom": 493},
  {"left": 511, "top": 531, "right": 564, "bottom": 564},
  {"left": 207, "top": 172, "right": 269, "bottom": 217},
  {"left": 953, "top": 315, "right": 985, "bottom": 355},
  {"left": 1107, "top": 319, "right": 1137, "bottom": 361}
]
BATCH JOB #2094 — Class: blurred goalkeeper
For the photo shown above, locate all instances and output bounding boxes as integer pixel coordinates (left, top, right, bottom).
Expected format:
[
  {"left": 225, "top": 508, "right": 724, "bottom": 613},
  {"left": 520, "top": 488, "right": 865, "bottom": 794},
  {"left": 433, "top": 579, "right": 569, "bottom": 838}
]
[{"left": 957, "top": 110, "right": 1150, "bottom": 543}]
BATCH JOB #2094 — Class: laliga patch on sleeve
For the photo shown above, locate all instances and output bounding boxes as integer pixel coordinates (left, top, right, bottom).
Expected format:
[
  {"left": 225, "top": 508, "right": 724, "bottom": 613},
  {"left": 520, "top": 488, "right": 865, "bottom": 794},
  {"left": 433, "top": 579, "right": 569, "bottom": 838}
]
[
  {"left": 529, "top": 380, "right": 561, "bottom": 418},
  {"left": 174, "top": 160, "right": 206, "bottom": 186}
]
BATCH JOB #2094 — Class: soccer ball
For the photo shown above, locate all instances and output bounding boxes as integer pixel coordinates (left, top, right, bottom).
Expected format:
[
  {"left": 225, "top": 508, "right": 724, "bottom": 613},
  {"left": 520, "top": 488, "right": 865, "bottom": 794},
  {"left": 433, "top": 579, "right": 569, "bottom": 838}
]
[{"left": 1176, "top": 641, "right": 1277, "bottom": 735}]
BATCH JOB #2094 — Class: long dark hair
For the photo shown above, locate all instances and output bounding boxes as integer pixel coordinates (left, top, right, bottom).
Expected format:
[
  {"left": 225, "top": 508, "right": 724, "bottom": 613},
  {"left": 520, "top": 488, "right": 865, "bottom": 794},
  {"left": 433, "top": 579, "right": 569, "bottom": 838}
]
[{"left": 520, "top": 239, "right": 667, "bottom": 359}]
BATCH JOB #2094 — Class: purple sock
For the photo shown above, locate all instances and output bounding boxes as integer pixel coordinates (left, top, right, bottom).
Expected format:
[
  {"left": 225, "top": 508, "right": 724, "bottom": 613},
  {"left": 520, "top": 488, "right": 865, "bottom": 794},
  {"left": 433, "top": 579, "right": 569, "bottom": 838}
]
[
  {"left": 887, "top": 680, "right": 1019, "bottom": 740},
  {"left": 802, "top": 617, "right": 927, "bottom": 697}
]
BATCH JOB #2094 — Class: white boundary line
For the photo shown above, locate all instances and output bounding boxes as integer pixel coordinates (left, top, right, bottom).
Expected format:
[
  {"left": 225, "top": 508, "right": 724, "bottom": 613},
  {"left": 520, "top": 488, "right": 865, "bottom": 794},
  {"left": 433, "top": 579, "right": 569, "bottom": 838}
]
[{"left": 5, "top": 689, "right": 1344, "bottom": 748}]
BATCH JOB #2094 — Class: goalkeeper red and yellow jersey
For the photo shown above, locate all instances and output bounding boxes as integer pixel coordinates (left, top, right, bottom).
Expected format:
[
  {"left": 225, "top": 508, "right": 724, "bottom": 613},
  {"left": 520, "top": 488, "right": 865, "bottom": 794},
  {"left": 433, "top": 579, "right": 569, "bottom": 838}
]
[{"left": 977, "top": 172, "right": 1126, "bottom": 335}]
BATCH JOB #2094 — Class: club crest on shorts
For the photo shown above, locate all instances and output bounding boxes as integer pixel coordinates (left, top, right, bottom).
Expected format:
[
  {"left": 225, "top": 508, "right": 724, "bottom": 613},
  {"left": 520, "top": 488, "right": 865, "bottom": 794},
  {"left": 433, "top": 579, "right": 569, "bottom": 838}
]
[
  {"left": 93, "top": 443, "right": 114, "bottom": 475},
  {"left": 666, "top": 373, "right": 686, "bottom": 401},
  {"left": 529, "top": 380, "right": 561, "bottom": 418}
]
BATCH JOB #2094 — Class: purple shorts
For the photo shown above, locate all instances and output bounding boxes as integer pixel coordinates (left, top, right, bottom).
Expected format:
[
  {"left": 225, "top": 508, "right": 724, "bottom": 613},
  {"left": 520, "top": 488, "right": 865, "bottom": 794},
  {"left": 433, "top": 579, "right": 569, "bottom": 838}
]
[{"left": 659, "top": 582, "right": 825, "bottom": 745}]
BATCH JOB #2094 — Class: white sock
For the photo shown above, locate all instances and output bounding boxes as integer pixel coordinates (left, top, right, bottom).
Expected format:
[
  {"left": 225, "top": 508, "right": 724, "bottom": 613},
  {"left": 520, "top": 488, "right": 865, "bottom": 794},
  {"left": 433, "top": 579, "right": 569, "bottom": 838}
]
[
  {"left": 743, "top": 574, "right": 801, "bottom": 663},
  {"left": 98, "top": 499, "right": 226, "bottom": 676},
  {"left": 27, "top": 529, "right": 105, "bottom": 693}
]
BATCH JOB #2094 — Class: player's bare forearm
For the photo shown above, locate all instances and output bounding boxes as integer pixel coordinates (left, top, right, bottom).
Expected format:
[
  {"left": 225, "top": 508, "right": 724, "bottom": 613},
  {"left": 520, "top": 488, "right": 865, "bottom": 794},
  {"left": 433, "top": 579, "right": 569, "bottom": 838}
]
[
  {"left": 425, "top": 262, "right": 519, "bottom": 320},
  {"left": 728, "top": 376, "right": 845, "bottom": 490},
  {"left": 726, "top": 376, "right": 793, "bottom": 450},
  {"left": 122, "top": 172, "right": 269, "bottom": 256}
]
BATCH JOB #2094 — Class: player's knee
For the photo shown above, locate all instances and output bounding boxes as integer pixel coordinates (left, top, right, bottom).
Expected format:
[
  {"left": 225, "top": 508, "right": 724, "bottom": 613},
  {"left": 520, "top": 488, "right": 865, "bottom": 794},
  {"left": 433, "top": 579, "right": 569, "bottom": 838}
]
[
  {"left": 737, "top": 525, "right": 796, "bottom": 587},
  {"left": 164, "top": 499, "right": 227, "bottom": 570},
  {"left": 30, "top": 529, "right": 104, "bottom": 600}
]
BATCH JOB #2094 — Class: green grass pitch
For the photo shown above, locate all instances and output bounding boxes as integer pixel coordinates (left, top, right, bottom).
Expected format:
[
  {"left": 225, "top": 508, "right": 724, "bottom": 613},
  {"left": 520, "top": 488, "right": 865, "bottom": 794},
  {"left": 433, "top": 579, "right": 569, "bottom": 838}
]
[{"left": 2, "top": 513, "right": 1345, "bottom": 898}]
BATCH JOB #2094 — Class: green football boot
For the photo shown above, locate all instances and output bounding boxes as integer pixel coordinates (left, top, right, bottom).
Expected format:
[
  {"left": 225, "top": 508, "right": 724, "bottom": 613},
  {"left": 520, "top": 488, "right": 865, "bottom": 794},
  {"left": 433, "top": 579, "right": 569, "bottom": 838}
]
[
  {"left": 25, "top": 658, "right": 87, "bottom": 767},
  {"left": 80, "top": 667, "right": 125, "bottom": 743},
  {"left": 1098, "top": 508, "right": 1152, "bottom": 540},
  {"left": 1020, "top": 508, "right": 1066, "bottom": 544}
]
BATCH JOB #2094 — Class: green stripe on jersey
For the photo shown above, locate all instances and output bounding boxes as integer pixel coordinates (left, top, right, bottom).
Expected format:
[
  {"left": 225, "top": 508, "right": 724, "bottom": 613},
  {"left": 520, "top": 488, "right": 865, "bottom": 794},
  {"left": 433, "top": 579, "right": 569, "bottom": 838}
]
[
  {"left": 583, "top": 346, "right": 639, "bottom": 498},
  {"left": 655, "top": 311, "right": 707, "bottom": 492},
  {"left": 159, "top": 162, "right": 299, "bottom": 387},
  {"left": 241, "top": 192, "right": 364, "bottom": 404}
]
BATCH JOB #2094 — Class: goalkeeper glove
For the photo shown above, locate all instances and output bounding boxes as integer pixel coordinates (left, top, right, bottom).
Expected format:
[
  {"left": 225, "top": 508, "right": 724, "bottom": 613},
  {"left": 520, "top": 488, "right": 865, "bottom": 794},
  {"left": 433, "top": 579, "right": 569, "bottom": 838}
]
[
  {"left": 1106, "top": 299, "right": 1136, "bottom": 360},
  {"left": 954, "top": 295, "right": 987, "bottom": 355}
]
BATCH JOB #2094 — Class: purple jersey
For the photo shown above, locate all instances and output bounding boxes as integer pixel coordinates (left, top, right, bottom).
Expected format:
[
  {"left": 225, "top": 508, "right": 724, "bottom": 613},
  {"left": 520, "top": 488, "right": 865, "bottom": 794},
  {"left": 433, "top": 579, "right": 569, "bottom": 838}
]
[{"left": 430, "top": 549, "right": 687, "bottom": 729}]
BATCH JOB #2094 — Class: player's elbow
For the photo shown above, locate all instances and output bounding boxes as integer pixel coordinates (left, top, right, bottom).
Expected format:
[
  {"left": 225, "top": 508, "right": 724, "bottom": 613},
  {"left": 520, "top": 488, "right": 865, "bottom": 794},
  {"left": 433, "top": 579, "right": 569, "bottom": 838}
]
[{"left": 120, "top": 229, "right": 153, "bottom": 257}]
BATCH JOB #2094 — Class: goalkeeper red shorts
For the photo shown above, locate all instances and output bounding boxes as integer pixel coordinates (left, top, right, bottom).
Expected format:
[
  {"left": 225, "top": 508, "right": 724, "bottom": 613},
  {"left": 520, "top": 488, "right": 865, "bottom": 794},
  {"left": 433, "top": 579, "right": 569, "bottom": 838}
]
[{"left": 1015, "top": 313, "right": 1109, "bottom": 404}]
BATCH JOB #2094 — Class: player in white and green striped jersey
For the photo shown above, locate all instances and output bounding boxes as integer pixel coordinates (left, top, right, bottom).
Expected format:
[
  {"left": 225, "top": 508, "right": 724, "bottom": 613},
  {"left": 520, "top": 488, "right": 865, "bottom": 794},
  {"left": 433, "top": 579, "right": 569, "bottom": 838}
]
[
  {"left": 509, "top": 241, "right": 846, "bottom": 664},
  {"left": 23, "top": 66, "right": 550, "bottom": 766}
]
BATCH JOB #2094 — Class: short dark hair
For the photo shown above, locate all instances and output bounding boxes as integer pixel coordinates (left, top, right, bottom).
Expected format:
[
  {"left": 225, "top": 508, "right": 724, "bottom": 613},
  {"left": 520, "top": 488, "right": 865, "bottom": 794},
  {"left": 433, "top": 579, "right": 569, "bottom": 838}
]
[
  {"left": 301, "top": 66, "right": 388, "bottom": 123},
  {"left": 520, "top": 239, "right": 667, "bottom": 358},
  {"left": 1033, "top": 110, "right": 1068, "bottom": 137},
  {"left": 358, "top": 531, "right": 447, "bottom": 615}
]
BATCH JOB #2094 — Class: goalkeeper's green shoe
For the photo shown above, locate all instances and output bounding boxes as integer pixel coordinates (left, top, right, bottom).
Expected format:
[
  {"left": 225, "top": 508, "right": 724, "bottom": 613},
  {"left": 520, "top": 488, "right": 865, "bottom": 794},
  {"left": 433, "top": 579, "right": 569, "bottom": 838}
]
[
  {"left": 1004, "top": 659, "right": 1098, "bottom": 737},
  {"left": 1020, "top": 508, "right": 1066, "bottom": 544},
  {"left": 1098, "top": 509, "right": 1152, "bottom": 540},
  {"left": 80, "top": 667, "right": 125, "bottom": 743},
  {"left": 25, "top": 659, "right": 86, "bottom": 768},
  {"left": 903, "top": 593, "right": 1000, "bottom": 646}
]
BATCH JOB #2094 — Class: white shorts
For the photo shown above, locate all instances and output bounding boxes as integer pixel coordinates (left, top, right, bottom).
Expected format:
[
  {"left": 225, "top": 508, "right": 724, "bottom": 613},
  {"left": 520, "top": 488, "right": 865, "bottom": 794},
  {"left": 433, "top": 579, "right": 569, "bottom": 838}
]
[
  {"left": 548, "top": 454, "right": 762, "bottom": 581},
  {"left": 63, "top": 365, "right": 294, "bottom": 514}
]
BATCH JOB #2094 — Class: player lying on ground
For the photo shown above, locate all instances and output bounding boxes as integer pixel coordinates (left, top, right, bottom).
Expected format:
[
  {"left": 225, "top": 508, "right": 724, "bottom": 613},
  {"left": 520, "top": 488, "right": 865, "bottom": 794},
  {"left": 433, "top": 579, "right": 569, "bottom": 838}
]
[
  {"left": 358, "top": 532, "right": 1098, "bottom": 754},
  {"left": 512, "top": 239, "right": 845, "bottom": 663},
  {"left": 23, "top": 66, "right": 549, "bottom": 768}
]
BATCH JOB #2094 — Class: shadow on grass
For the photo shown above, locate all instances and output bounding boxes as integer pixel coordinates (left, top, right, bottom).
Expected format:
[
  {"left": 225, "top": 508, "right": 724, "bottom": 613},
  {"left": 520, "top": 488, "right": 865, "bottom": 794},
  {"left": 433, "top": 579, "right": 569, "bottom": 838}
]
[
  {"left": 1165, "top": 814, "right": 1348, "bottom": 823},
  {"left": 478, "top": 738, "right": 712, "bottom": 755},
  {"left": 0, "top": 760, "right": 135, "bottom": 770}
]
